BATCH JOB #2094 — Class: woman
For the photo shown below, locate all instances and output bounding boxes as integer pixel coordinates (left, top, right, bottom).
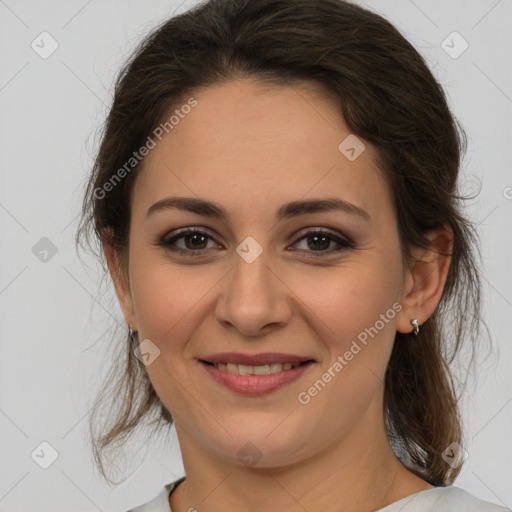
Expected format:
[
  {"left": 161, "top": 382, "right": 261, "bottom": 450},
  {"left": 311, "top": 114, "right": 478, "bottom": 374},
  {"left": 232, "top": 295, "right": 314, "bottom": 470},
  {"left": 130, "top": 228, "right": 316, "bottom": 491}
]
[{"left": 76, "top": 0, "right": 510, "bottom": 510}]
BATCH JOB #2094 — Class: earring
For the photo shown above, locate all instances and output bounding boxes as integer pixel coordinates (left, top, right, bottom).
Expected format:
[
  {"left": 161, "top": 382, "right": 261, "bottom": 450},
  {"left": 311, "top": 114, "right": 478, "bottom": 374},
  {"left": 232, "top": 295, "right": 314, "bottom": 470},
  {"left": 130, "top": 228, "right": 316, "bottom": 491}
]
[
  {"left": 410, "top": 318, "right": 420, "bottom": 336},
  {"left": 128, "top": 326, "right": 139, "bottom": 346}
]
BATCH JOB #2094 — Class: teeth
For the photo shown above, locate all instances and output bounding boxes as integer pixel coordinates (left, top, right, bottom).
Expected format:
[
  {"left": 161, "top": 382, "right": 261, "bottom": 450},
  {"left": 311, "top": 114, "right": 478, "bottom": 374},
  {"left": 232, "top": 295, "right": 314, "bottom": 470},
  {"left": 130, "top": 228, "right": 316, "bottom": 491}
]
[
  {"left": 213, "top": 362, "right": 302, "bottom": 374},
  {"left": 238, "top": 364, "right": 254, "bottom": 375}
]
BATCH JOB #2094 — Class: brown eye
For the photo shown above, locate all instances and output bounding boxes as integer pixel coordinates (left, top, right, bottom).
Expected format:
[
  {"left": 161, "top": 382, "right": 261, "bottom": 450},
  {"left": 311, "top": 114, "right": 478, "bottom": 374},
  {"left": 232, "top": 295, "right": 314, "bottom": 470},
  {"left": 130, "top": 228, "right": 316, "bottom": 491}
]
[
  {"left": 156, "top": 227, "right": 355, "bottom": 258},
  {"left": 158, "top": 228, "right": 221, "bottom": 256},
  {"left": 291, "top": 229, "right": 355, "bottom": 256}
]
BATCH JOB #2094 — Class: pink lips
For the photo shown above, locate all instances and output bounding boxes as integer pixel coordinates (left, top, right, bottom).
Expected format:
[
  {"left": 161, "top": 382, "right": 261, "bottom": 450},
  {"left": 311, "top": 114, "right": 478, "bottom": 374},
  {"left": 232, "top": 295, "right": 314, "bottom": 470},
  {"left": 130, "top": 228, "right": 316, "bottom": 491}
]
[{"left": 198, "top": 352, "right": 315, "bottom": 395}]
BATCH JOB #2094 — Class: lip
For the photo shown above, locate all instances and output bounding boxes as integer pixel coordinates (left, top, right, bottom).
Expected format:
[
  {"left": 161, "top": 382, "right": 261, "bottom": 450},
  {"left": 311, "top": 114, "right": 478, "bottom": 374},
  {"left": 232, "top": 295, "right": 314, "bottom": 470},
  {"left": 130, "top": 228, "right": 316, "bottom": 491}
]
[
  {"left": 198, "top": 359, "right": 316, "bottom": 396},
  {"left": 200, "top": 352, "right": 314, "bottom": 366}
]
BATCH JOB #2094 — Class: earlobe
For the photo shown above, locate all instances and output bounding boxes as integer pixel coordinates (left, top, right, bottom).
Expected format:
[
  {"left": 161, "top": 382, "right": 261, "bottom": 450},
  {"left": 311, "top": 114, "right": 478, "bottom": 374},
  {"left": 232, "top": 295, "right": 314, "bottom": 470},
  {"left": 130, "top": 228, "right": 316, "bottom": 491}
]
[
  {"left": 396, "top": 224, "right": 453, "bottom": 334},
  {"left": 102, "top": 232, "right": 137, "bottom": 330}
]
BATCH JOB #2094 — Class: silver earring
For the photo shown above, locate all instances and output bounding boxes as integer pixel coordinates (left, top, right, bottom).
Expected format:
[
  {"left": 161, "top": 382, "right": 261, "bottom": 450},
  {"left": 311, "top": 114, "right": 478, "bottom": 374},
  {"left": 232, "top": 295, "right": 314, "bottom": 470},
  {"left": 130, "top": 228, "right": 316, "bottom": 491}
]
[{"left": 411, "top": 318, "right": 420, "bottom": 336}]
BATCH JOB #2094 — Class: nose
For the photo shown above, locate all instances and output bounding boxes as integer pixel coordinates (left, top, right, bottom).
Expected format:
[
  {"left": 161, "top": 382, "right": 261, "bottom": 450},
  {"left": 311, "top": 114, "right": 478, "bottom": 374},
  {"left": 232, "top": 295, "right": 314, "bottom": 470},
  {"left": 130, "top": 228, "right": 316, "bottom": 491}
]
[{"left": 214, "top": 247, "right": 292, "bottom": 337}]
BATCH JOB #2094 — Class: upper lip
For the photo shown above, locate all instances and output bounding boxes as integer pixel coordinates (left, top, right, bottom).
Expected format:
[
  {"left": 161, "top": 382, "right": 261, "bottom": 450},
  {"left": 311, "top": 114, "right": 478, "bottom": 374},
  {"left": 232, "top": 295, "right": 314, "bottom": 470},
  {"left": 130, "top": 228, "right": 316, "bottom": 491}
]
[{"left": 200, "top": 352, "right": 315, "bottom": 366}]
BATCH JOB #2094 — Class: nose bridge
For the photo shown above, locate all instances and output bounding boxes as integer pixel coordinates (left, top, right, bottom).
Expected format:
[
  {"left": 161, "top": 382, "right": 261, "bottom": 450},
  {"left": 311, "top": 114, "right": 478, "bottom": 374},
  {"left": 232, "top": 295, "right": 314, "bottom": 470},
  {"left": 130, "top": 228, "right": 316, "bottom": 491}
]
[
  {"left": 233, "top": 238, "right": 272, "bottom": 297},
  {"left": 216, "top": 238, "right": 290, "bottom": 334}
]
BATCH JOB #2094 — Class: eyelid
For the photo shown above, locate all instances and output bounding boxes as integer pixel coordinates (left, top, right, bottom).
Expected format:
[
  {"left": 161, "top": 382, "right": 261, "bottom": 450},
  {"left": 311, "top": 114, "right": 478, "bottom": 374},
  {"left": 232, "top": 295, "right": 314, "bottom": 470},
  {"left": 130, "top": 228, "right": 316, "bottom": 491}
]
[
  {"left": 162, "top": 225, "right": 354, "bottom": 243},
  {"left": 291, "top": 226, "right": 354, "bottom": 245},
  {"left": 155, "top": 225, "right": 355, "bottom": 256},
  {"left": 159, "top": 227, "right": 222, "bottom": 248},
  {"left": 162, "top": 226, "right": 216, "bottom": 240}
]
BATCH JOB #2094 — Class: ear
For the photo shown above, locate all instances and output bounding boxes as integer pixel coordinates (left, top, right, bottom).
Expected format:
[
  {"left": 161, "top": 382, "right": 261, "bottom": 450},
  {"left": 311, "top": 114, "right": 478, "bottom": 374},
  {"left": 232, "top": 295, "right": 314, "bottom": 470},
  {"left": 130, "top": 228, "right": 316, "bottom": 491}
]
[
  {"left": 102, "top": 229, "right": 138, "bottom": 331},
  {"left": 396, "top": 224, "right": 453, "bottom": 335}
]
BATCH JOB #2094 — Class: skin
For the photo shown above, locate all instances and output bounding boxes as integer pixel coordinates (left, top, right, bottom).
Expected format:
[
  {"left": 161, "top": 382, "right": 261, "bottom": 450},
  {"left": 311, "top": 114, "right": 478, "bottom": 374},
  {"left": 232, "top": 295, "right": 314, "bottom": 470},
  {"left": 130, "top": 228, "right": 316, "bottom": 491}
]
[{"left": 104, "top": 78, "right": 453, "bottom": 511}]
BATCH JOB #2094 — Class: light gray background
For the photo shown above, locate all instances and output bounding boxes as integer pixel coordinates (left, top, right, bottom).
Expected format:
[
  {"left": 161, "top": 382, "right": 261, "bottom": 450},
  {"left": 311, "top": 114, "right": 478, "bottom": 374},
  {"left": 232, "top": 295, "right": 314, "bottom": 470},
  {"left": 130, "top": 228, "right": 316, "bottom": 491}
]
[{"left": 0, "top": 1, "right": 511, "bottom": 511}]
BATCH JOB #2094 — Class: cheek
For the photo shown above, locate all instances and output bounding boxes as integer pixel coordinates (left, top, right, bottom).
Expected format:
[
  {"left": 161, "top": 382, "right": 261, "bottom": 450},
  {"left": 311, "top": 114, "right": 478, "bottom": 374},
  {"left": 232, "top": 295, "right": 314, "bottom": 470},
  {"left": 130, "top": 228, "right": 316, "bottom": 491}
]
[
  {"left": 129, "top": 245, "right": 216, "bottom": 341},
  {"left": 298, "top": 263, "right": 400, "bottom": 405},
  {"left": 299, "top": 263, "right": 397, "bottom": 345},
  {"left": 128, "top": 259, "right": 212, "bottom": 412}
]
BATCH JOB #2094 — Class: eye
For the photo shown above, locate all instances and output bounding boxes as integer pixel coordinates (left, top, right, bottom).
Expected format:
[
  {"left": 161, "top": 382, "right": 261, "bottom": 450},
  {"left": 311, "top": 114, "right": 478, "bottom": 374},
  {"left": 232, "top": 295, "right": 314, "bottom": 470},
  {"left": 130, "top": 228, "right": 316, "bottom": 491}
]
[
  {"left": 290, "top": 228, "right": 355, "bottom": 256},
  {"left": 156, "top": 228, "right": 221, "bottom": 255},
  {"left": 155, "top": 227, "right": 355, "bottom": 257}
]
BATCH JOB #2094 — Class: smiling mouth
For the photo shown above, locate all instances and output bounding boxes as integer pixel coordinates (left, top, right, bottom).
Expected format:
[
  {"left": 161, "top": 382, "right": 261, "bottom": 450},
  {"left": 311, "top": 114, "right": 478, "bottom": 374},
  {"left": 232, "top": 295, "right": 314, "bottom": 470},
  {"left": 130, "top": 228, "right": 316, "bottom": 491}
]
[{"left": 200, "top": 360, "right": 314, "bottom": 375}]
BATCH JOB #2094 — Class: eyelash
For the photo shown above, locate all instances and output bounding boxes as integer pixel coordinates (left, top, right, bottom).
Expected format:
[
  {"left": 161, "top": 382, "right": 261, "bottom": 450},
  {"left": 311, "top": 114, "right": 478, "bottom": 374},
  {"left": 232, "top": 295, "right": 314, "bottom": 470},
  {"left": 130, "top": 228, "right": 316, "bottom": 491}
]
[{"left": 155, "top": 227, "right": 356, "bottom": 258}]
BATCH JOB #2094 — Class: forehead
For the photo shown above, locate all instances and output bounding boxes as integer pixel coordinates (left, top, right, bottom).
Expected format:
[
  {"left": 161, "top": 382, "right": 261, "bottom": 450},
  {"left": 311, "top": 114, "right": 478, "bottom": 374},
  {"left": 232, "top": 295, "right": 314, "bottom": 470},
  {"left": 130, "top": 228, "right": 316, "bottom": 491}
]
[{"left": 132, "top": 78, "right": 392, "bottom": 227}]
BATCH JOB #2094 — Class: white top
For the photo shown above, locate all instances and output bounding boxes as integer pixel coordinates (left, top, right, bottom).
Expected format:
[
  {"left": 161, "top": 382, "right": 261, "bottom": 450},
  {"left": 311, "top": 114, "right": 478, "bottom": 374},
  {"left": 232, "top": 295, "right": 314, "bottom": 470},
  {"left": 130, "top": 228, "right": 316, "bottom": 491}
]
[{"left": 127, "top": 477, "right": 511, "bottom": 512}]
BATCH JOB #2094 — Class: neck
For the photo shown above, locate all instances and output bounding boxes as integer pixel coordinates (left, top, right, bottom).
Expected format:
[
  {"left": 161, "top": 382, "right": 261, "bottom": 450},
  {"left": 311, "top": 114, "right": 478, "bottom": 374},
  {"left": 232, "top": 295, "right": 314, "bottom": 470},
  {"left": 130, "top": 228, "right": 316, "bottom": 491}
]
[{"left": 170, "top": 396, "right": 433, "bottom": 512}]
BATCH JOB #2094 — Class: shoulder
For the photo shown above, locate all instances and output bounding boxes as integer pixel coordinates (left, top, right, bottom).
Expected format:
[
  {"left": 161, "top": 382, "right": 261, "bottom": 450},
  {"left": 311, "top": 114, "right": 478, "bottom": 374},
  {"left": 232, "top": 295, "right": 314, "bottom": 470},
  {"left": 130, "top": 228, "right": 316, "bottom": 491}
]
[
  {"left": 125, "top": 476, "right": 186, "bottom": 512},
  {"left": 379, "top": 486, "right": 510, "bottom": 512},
  {"left": 436, "top": 486, "right": 511, "bottom": 511}
]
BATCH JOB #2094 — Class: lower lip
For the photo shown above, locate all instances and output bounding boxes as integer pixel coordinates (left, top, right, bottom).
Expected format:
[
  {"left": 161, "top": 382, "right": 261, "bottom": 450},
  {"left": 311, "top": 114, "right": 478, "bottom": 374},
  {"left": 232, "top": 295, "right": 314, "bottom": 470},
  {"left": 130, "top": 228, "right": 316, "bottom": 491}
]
[{"left": 199, "top": 361, "right": 315, "bottom": 396}]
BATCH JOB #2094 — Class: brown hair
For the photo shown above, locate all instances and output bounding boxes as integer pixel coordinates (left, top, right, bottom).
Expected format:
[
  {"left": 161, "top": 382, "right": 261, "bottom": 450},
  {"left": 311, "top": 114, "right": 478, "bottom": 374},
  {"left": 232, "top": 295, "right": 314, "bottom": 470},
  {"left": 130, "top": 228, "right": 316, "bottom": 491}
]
[{"left": 76, "top": 0, "right": 490, "bottom": 486}]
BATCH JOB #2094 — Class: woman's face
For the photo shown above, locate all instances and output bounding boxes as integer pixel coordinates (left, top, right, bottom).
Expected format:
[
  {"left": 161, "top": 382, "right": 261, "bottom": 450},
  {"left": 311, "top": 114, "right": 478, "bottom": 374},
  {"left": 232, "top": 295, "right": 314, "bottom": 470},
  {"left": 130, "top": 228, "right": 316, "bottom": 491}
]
[{"left": 110, "top": 78, "right": 415, "bottom": 467}]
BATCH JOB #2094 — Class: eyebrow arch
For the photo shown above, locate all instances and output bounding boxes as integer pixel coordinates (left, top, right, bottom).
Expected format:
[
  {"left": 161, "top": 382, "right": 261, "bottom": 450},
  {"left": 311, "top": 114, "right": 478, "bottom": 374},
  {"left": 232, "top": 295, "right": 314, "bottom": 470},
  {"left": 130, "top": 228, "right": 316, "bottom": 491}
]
[{"left": 145, "top": 196, "right": 372, "bottom": 222}]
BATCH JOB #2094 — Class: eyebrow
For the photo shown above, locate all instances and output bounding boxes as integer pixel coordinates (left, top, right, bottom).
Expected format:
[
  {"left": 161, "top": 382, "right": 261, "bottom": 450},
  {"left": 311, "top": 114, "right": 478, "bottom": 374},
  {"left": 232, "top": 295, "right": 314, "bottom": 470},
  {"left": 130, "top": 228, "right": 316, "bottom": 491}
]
[{"left": 145, "top": 196, "right": 372, "bottom": 222}]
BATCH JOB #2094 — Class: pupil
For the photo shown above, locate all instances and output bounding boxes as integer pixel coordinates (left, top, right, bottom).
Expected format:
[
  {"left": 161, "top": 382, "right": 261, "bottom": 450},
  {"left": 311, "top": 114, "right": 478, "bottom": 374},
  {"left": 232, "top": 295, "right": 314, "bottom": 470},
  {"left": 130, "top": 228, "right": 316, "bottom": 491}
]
[
  {"left": 309, "top": 234, "right": 329, "bottom": 250},
  {"left": 186, "top": 233, "right": 207, "bottom": 250}
]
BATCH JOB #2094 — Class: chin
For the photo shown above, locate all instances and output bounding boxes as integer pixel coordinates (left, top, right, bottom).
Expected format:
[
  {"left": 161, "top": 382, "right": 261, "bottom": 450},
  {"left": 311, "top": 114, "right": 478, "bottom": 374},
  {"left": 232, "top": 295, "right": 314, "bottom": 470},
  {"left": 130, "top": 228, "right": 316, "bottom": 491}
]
[{"left": 206, "top": 423, "right": 312, "bottom": 468}]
